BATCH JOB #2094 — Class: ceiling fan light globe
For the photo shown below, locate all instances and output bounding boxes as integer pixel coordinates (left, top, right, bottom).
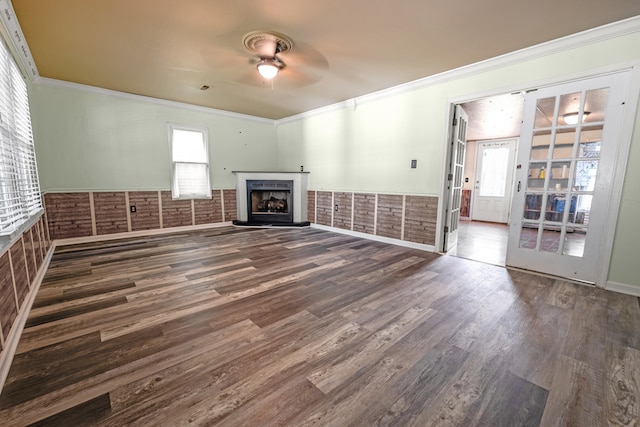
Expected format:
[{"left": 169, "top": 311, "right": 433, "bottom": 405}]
[{"left": 257, "top": 62, "right": 279, "bottom": 79}]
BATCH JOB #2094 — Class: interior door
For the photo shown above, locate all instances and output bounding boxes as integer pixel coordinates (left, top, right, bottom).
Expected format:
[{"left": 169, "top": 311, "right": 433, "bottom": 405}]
[
  {"left": 506, "top": 72, "right": 629, "bottom": 283},
  {"left": 472, "top": 138, "right": 517, "bottom": 223},
  {"left": 443, "top": 105, "right": 468, "bottom": 251}
]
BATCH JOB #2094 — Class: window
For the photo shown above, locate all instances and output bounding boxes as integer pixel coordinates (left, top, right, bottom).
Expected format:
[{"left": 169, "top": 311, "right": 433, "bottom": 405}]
[
  {"left": 0, "top": 36, "right": 42, "bottom": 238},
  {"left": 169, "top": 124, "right": 211, "bottom": 199},
  {"left": 478, "top": 146, "right": 510, "bottom": 197}
]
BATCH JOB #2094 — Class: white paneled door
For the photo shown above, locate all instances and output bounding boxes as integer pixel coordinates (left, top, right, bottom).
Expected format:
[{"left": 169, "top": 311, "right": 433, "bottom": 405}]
[
  {"left": 506, "top": 72, "right": 630, "bottom": 283},
  {"left": 472, "top": 138, "right": 517, "bottom": 223}
]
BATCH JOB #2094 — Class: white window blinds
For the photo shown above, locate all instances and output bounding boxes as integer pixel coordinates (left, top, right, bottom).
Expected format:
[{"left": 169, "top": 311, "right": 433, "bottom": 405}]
[
  {"left": 169, "top": 125, "right": 211, "bottom": 199},
  {"left": 0, "top": 36, "right": 42, "bottom": 237}
]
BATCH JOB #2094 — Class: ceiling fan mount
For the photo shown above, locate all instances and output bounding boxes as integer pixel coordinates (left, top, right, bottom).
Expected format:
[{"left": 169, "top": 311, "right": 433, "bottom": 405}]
[
  {"left": 243, "top": 31, "right": 294, "bottom": 78},
  {"left": 243, "top": 31, "right": 293, "bottom": 56}
]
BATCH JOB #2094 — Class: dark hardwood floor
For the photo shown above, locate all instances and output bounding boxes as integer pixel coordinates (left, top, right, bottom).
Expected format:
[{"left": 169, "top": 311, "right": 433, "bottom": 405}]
[{"left": 0, "top": 226, "right": 638, "bottom": 426}]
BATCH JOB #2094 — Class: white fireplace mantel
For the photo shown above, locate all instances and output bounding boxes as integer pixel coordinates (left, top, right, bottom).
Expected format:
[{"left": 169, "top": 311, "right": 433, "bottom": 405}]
[{"left": 233, "top": 171, "right": 309, "bottom": 224}]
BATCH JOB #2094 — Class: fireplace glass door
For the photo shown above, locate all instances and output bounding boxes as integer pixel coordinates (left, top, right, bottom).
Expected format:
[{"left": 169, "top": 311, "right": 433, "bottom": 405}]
[{"left": 247, "top": 180, "right": 293, "bottom": 224}]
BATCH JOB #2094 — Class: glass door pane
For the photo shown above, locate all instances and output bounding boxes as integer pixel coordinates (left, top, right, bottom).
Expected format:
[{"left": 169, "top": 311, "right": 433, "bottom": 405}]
[{"left": 517, "top": 87, "right": 609, "bottom": 257}]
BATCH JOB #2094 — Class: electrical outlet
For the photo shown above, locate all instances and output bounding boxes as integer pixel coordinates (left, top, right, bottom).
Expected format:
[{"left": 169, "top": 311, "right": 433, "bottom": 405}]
[
  {"left": 130, "top": 206, "right": 136, "bottom": 213},
  {"left": 411, "top": 159, "right": 417, "bottom": 168},
  {"left": 334, "top": 204, "right": 338, "bottom": 211}
]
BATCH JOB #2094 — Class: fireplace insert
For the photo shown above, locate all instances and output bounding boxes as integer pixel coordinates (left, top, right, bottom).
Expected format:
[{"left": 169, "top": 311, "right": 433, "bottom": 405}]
[{"left": 246, "top": 180, "right": 293, "bottom": 224}]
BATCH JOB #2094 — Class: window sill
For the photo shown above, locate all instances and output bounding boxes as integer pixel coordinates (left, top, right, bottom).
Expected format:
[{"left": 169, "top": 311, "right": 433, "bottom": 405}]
[{"left": 0, "top": 210, "right": 44, "bottom": 254}]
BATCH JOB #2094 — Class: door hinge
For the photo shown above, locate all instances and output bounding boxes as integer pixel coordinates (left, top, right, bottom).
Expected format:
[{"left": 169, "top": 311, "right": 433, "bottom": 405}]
[
  {"left": 448, "top": 173, "right": 453, "bottom": 181},
  {"left": 452, "top": 117, "right": 458, "bottom": 126}
]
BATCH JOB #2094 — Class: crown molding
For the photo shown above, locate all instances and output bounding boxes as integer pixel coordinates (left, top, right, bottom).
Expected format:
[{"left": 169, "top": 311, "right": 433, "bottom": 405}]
[
  {"left": 0, "top": 0, "right": 38, "bottom": 80},
  {"left": 34, "top": 77, "right": 275, "bottom": 124},
  {"left": 277, "top": 15, "right": 640, "bottom": 124}
]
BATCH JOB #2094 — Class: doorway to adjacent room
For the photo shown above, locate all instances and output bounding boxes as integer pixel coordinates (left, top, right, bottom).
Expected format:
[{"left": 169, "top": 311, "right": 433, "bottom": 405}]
[
  {"left": 444, "top": 70, "right": 632, "bottom": 285},
  {"left": 446, "top": 93, "right": 524, "bottom": 267}
]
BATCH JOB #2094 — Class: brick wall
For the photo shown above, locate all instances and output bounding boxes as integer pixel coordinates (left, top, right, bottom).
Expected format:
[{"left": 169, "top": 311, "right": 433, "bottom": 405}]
[
  {"left": 45, "top": 189, "right": 438, "bottom": 246},
  {"left": 10, "top": 240, "right": 29, "bottom": 310},
  {"left": 44, "top": 190, "right": 236, "bottom": 240},
  {"left": 129, "top": 191, "right": 161, "bottom": 231},
  {"left": 23, "top": 228, "right": 37, "bottom": 284},
  {"left": 0, "top": 215, "right": 51, "bottom": 355},
  {"left": 316, "top": 191, "right": 333, "bottom": 226},
  {"left": 333, "top": 192, "right": 352, "bottom": 231},
  {"left": 194, "top": 191, "right": 224, "bottom": 225},
  {"left": 222, "top": 190, "right": 237, "bottom": 222},
  {"left": 376, "top": 194, "right": 404, "bottom": 240},
  {"left": 44, "top": 193, "right": 93, "bottom": 240},
  {"left": 0, "top": 251, "right": 16, "bottom": 342},
  {"left": 33, "top": 221, "right": 44, "bottom": 265},
  {"left": 94, "top": 192, "right": 129, "bottom": 235},
  {"left": 307, "top": 191, "right": 438, "bottom": 247},
  {"left": 353, "top": 193, "right": 376, "bottom": 235},
  {"left": 307, "top": 191, "right": 316, "bottom": 223},
  {"left": 404, "top": 195, "right": 438, "bottom": 245},
  {"left": 161, "top": 192, "right": 193, "bottom": 228}
]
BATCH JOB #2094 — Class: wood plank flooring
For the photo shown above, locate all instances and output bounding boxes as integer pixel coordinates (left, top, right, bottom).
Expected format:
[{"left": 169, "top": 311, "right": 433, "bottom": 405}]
[{"left": 0, "top": 226, "right": 639, "bottom": 426}]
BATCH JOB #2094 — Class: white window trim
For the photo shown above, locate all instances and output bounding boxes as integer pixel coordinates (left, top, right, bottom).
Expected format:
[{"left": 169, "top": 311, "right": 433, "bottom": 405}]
[
  {"left": 168, "top": 123, "right": 212, "bottom": 200},
  {"left": 0, "top": 33, "right": 43, "bottom": 242}
]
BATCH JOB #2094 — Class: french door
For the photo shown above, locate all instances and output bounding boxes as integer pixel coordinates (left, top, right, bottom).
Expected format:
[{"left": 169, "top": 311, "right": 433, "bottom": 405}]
[
  {"left": 443, "top": 106, "right": 468, "bottom": 251},
  {"left": 506, "top": 72, "right": 629, "bottom": 283}
]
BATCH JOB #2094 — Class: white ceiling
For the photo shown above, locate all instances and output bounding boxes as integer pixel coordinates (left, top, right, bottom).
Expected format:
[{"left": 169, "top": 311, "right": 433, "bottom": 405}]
[
  {"left": 10, "top": 1, "right": 640, "bottom": 122},
  {"left": 462, "top": 94, "right": 524, "bottom": 141}
]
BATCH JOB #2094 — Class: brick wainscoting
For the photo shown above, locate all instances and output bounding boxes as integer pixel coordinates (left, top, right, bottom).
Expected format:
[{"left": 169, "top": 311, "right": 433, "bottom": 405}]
[
  {"left": 43, "top": 190, "right": 237, "bottom": 241},
  {"left": 307, "top": 190, "right": 438, "bottom": 246},
  {"left": 43, "top": 189, "right": 436, "bottom": 245},
  {"left": 0, "top": 215, "right": 51, "bottom": 365}
]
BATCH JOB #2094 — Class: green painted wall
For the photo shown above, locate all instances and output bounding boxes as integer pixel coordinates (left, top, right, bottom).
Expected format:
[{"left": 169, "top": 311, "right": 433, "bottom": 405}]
[
  {"left": 275, "top": 31, "right": 640, "bottom": 288},
  {"left": 29, "top": 84, "right": 279, "bottom": 192},
  {"left": 276, "top": 92, "right": 443, "bottom": 194}
]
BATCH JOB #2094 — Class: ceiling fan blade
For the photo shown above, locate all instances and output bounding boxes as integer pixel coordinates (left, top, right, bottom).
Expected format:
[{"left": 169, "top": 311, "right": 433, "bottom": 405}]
[
  {"left": 277, "top": 40, "right": 328, "bottom": 72},
  {"left": 283, "top": 68, "right": 322, "bottom": 87}
]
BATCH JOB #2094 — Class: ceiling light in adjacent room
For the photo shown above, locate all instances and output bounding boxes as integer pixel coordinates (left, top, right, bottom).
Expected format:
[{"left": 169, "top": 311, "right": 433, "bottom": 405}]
[{"left": 563, "top": 111, "right": 590, "bottom": 125}]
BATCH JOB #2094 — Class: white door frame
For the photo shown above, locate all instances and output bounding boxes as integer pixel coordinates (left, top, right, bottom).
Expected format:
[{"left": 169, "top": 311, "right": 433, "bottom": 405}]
[{"left": 437, "top": 63, "right": 640, "bottom": 288}]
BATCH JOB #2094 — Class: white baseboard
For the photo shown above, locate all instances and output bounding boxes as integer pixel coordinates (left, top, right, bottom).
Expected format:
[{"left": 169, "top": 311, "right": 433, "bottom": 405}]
[
  {"left": 606, "top": 280, "right": 640, "bottom": 297},
  {"left": 311, "top": 223, "right": 436, "bottom": 252},
  {"left": 0, "top": 244, "right": 55, "bottom": 393}
]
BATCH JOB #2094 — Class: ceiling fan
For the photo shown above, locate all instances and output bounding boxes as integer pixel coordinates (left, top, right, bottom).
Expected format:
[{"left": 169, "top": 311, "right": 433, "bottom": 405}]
[{"left": 242, "top": 31, "right": 293, "bottom": 80}]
